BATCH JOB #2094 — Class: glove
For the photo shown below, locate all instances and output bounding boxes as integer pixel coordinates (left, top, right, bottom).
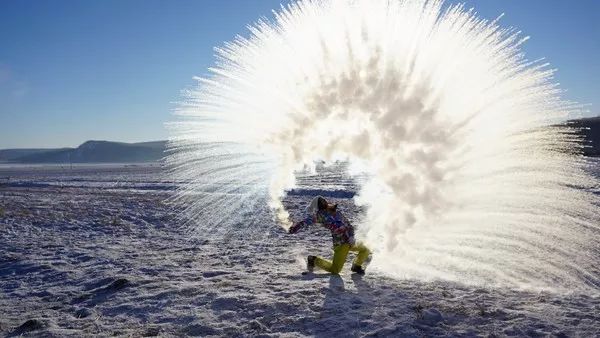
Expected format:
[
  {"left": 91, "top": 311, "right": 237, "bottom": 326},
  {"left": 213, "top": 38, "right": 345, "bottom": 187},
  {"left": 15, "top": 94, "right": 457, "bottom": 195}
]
[{"left": 288, "top": 222, "right": 301, "bottom": 234}]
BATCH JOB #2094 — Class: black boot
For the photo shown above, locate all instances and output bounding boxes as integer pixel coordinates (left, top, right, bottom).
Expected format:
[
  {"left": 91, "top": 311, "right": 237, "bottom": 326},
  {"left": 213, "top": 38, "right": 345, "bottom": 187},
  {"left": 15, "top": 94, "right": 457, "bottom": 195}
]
[
  {"left": 351, "top": 264, "right": 366, "bottom": 275},
  {"left": 307, "top": 255, "right": 317, "bottom": 271}
]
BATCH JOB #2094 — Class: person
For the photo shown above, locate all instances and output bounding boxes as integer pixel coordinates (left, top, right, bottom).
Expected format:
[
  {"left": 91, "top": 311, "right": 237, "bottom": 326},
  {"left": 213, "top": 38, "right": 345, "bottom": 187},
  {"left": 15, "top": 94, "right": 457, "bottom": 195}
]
[{"left": 288, "top": 196, "right": 371, "bottom": 275}]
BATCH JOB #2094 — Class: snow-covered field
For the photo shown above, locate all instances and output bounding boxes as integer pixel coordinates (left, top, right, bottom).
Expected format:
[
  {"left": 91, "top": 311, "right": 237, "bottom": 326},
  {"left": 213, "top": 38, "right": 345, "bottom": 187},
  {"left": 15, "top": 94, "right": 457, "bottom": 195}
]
[{"left": 1, "top": 162, "right": 599, "bottom": 337}]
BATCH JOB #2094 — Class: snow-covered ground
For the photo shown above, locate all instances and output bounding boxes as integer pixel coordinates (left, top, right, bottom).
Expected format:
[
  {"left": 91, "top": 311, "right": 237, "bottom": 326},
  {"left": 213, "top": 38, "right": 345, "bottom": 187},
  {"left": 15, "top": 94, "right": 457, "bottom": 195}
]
[{"left": 1, "top": 162, "right": 599, "bottom": 337}]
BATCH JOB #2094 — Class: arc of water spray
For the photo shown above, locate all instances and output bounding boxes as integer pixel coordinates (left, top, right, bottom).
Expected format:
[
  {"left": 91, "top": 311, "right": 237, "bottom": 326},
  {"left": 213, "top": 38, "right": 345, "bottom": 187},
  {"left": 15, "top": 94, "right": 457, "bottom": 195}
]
[{"left": 167, "top": 0, "right": 600, "bottom": 292}]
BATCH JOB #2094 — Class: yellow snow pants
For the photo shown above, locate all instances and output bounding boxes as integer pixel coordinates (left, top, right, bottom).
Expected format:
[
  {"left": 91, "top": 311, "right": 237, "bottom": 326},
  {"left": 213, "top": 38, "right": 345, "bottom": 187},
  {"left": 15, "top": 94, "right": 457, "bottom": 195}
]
[{"left": 314, "top": 243, "right": 371, "bottom": 274}]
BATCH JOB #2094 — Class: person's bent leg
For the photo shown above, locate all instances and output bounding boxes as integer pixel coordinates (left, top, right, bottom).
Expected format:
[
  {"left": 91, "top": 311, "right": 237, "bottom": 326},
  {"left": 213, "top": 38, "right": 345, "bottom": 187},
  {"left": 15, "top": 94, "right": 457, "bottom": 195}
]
[
  {"left": 314, "top": 244, "right": 350, "bottom": 274},
  {"left": 350, "top": 243, "right": 371, "bottom": 267},
  {"left": 313, "top": 256, "right": 332, "bottom": 272},
  {"left": 330, "top": 244, "right": 350, "bottom": 274}
]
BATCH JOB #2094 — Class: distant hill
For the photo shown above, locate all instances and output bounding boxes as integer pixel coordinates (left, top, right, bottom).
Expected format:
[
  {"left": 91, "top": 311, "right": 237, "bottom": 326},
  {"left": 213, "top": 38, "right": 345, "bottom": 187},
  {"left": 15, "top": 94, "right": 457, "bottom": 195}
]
[
  {"left": 0, "top": 140, "right": 167, "bottom": 163},
  {"left": 566, "top": 116, "right": 600, "bottom": 157},
  {"left": 1, "top": 117, "right": 598, "bottom": 164},
  {"left": 0, "top": 148, "right": 69, "bottom": 162}
]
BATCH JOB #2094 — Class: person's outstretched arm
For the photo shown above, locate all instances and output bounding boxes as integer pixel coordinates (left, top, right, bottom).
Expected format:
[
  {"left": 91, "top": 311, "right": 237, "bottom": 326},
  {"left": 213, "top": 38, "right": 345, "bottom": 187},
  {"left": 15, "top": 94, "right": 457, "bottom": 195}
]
[{"left": 288, "top": 213, "right": 318, "bottom": 234}]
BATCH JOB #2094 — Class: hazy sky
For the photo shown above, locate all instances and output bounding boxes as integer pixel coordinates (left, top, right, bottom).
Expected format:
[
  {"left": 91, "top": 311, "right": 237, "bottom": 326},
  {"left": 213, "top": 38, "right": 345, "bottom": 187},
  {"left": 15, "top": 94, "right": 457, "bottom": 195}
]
[{"left": 0, "top": 0, "right": 598, "bottom": 148}]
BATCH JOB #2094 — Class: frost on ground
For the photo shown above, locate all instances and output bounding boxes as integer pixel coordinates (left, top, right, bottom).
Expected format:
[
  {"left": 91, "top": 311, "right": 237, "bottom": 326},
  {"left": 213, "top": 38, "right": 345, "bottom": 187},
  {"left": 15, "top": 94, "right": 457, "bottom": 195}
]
[{"left": 0, "top": 163, "right": 599, "bottom": 337}]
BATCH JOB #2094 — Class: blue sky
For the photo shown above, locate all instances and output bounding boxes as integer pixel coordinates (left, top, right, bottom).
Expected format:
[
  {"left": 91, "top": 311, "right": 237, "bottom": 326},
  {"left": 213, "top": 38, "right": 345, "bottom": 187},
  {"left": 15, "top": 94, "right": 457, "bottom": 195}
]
[{"left": 0, "top": 0, "right": 598, "bottom": 148}]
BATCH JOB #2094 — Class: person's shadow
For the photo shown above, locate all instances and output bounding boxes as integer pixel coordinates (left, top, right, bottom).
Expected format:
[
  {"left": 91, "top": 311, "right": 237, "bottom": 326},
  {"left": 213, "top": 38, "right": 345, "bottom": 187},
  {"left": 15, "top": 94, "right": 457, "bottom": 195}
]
[
  {"left": 328, "top": 274, "right": 345, "bottom": 291},
  {"left": 310, "top": 273, "right": 381, "bottom": 337}
]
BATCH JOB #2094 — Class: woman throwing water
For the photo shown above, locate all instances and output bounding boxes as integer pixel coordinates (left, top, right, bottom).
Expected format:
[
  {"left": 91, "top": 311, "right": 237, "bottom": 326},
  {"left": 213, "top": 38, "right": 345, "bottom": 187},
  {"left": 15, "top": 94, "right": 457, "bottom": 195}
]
[{"left": 288, "top": 196, "right": 371, "bottom": 275}]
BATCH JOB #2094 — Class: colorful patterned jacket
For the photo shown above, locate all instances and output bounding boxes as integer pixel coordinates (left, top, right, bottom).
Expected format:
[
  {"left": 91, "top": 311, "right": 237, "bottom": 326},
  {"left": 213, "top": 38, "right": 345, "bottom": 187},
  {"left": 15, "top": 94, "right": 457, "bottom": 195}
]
[{"left": 289, "top": 209, "right": 355, "bottom": 246}]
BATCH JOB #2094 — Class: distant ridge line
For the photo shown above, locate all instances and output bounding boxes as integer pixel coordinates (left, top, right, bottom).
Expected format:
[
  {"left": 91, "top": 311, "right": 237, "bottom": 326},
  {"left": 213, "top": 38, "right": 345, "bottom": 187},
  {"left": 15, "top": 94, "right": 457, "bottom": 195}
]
[
  {"left": 0, "top": 116, "right": 598, "bottom": 163},
  {"left": 0, "top": 140, "right": 167, "bottom": 163},
  {"left": 566, "top": 116, "right": 600, "bottom": 157}
]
